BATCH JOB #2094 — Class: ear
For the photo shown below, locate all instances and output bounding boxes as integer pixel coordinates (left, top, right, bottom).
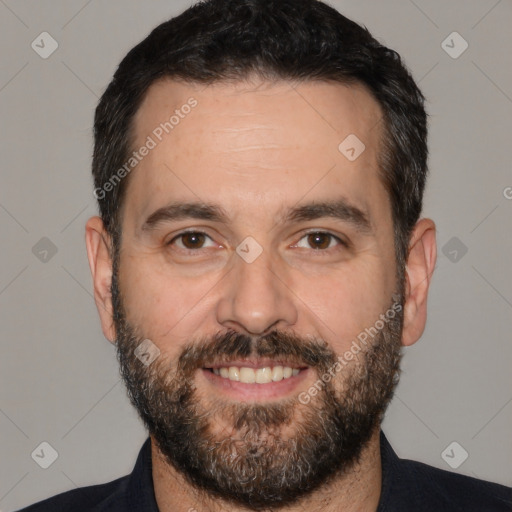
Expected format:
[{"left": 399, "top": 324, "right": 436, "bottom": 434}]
[
  {"left": 85, "top": 216, "right": 116, "bottom": 344},
  {"left": 401, "top": 218, "right": 437, "bottom": 347}
]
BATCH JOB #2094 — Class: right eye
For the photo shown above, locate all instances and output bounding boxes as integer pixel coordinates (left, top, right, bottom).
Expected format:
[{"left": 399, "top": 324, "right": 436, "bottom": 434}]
[{"left": 167, "top": 231, "right": 217, "bottom": 252}]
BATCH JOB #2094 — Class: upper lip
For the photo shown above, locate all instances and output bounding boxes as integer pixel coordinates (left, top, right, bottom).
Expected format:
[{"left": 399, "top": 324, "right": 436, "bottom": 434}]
[{"left": 204, "top": 359, "right": 308, "bottom": 370}]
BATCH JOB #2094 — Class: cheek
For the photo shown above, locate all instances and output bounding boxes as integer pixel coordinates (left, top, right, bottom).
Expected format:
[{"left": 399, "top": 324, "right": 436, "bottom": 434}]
[
  {"left": 118, "top": 254, "right": 223, "bottom": 342},
  {"left": 294, "top": 259, "right": 392, "bottom": 351}
]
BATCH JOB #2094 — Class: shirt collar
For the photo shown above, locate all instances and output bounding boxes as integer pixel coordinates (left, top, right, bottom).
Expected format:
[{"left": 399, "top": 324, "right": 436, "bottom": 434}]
[
  {"left": 377, "top": 430, "right": 400, "bottom": 511},
  {"left": 126, "top": 437, "right": 159, "bottom": 511}
]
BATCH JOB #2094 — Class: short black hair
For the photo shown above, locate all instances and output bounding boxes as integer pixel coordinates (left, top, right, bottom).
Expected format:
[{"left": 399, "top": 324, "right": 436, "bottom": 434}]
[{"left": 93, "top": 0, "right": 428, "bottom": 272}]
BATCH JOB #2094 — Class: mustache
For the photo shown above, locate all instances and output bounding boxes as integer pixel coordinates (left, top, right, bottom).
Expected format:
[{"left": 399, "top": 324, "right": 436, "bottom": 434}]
[{"left": 177, "top": 329, "right": 339, "bottom": 376}]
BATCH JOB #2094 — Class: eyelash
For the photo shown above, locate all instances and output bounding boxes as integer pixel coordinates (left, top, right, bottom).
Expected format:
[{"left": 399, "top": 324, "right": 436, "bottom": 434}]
[{"left": 166, "top": 230, "right": 348, "bottom": 255}]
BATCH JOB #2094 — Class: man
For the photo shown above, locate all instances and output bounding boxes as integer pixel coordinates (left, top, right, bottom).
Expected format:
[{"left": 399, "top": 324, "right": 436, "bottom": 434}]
[{"left": 20, "top": 0, "right": 512, "bottom": 510}]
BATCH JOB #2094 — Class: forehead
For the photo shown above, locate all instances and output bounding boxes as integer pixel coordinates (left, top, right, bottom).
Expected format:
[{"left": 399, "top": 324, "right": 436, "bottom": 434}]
[
  {"left": 133, "top": 77, "right": 382, "bottom": 157},
  {"left": 125, "top": 77, "right": 387, "bottom": 229}
]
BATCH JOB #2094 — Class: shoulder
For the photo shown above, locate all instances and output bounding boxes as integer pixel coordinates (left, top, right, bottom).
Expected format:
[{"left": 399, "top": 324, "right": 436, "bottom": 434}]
[
  {"left": 391, "top": 456, "right": 512, "bottom": 511},
  {"left": 379, "top": 431, "right": 512, "bottom": 512},
  {"left": 15, "top": 475, "right": 129, "bottom": 512},
  {"left": 16, "top": 438, "right": 156, "bottom": 511}
]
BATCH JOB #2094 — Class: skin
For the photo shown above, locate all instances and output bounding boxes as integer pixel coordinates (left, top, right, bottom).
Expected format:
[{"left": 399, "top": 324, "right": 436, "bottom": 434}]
[{"left": 86, "top": 77, "right": 437, "bottom": 512}]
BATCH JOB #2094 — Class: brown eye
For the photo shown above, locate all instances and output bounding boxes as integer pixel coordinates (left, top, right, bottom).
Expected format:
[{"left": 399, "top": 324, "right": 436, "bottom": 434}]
[
  {"left": 307, "top": 232, "right": 333, "bottom": 250},
  {"left": 168, "top": 231, "right": 215, "bottom": 251},
  {"left": 293, "top": 231, "right": 347, "bottom": 252},
  {"left": 179, "top": 232, "right": 206, "bottom": 249}
]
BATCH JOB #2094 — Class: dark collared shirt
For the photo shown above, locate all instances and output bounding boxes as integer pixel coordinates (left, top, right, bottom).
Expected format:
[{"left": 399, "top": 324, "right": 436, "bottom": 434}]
[{"left": 18, "top": 431, "right": 512, "bottom": 511}]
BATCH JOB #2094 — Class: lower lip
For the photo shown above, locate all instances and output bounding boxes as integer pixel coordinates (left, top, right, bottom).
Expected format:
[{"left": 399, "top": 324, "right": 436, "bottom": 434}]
[{"left": 200, "top": 368, "right": 310, "bottom": 400}]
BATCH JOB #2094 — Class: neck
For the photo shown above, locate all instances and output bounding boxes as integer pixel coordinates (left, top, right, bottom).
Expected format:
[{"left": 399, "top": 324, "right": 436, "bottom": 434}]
[{"left": 151, "top": 426, "right": 383, "bottom": 512}]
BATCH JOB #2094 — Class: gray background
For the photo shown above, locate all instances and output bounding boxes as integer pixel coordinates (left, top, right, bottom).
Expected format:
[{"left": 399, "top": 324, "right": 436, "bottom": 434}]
[{"left": 1, "top": 0, "right": 511, "bottom": 510}]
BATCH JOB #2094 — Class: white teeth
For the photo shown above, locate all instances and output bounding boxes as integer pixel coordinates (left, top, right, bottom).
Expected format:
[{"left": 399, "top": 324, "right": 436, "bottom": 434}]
[
  {"left": 228, "top": 366, "right": 240, "bottom": 381},
  {"left": 240, "top": 367, "right": 256, "bottom": 383},
  {"left": 212, "top": 365, "right": 300, "bottom": 383},
  {"left": 255, "top": 367, "right": 273, "bottom": 384},
  {"left": 272, "top": 365, "right": 284, "bottom": 382}
]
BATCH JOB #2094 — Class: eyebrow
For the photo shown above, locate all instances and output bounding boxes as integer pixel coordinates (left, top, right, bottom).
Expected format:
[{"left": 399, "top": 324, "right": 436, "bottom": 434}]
[{"left": 141, "top": 198, "right": 373, "bottom": 235}]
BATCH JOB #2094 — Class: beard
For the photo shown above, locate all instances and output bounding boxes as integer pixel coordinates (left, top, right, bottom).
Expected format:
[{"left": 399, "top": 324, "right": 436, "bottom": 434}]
[{"left": 111, "top": 255, "right": 404, "bottom": 510}]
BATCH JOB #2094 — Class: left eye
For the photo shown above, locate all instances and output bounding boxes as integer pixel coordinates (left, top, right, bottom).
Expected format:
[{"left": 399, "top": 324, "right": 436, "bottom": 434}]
[{"left": 294, "top": 232, "right": 344, "bottom": 250}]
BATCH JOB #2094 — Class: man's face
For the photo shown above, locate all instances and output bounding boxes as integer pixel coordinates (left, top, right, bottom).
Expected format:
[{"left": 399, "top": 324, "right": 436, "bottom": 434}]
[{"left": 112, "top": 78, "right": 403, "bottom": 508}]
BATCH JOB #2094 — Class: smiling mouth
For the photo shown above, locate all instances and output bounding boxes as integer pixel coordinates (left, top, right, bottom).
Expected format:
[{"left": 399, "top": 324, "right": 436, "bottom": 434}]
[
  {"left": 203, "top": 358, "right": 308, "bottom": 384},
  {"left": 205, "top": 365, "right": 304, "bottom": 384}
]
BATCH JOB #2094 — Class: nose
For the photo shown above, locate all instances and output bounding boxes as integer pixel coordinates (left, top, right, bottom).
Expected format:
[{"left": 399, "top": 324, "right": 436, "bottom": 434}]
[{"left": 215, "top": 247, "right": 298, "bottom": 336}]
